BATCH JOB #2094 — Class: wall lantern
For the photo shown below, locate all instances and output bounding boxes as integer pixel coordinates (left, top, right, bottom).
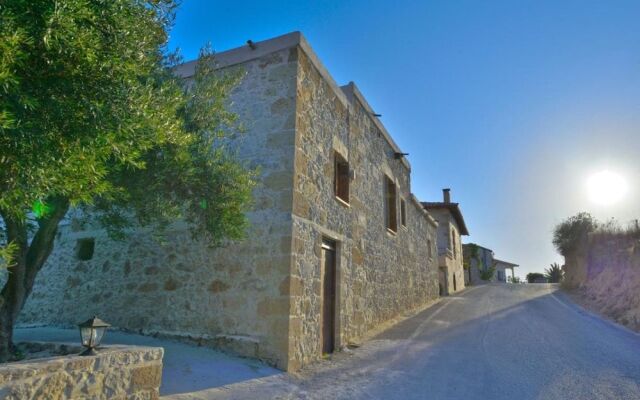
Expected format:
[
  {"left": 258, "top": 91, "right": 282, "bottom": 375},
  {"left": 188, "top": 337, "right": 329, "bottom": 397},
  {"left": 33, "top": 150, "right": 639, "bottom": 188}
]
[{"left": 78, "top": 316, "right": 110, "bottom": 356}]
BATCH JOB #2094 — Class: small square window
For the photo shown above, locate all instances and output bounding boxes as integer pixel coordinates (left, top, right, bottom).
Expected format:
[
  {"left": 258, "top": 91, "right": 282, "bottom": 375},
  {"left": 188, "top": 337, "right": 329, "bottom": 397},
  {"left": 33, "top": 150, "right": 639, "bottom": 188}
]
[
  {"left": 400, "top": 198, "right": 407, "bottom": 227},
  {"left": 334, "top": 152, "right": 350, "bottom": 204},
  {"left": 384, "top": 176, "right": 397, "bottom": 232},
  {"left": 76, "top": 238, "right": 95, "bottom": 261}
]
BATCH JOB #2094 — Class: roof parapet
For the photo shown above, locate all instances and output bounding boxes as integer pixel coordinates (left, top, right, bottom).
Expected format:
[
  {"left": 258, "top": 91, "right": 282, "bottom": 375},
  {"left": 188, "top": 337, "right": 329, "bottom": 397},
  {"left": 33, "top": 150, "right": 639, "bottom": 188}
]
[{"left": 175, "top": 31, "right": 412, "bottom": 172}]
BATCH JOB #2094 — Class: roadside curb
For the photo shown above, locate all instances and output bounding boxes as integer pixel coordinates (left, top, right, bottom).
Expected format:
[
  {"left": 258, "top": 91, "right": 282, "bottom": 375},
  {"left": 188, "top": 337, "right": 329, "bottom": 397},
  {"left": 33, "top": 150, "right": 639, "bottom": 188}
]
[{"left": 551, "top": 290, "right": 640, "bottom": 339}]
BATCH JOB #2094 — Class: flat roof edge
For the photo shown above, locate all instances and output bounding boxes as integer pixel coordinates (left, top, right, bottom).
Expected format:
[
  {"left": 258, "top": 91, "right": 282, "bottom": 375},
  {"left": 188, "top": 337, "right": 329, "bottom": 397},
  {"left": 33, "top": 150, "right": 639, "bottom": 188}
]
[
  {"left": 341, "top": 82, "right": 411, "bottom": 171},
  {"left": 175, "top": 32, "right": 412, "bottom": 173},
  {"left": 174, "top": 31, "right": 303, "bottom": 78}
]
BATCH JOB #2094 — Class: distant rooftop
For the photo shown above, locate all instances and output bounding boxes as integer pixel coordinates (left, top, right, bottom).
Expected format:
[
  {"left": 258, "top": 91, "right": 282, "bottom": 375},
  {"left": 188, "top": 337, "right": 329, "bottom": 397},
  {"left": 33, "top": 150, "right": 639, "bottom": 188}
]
[
  {"left": 422, "top": 188, "right": 469, "bottom": 235},
  {"left": 494, "top": 259, "right": 519, "bottom": 268}
]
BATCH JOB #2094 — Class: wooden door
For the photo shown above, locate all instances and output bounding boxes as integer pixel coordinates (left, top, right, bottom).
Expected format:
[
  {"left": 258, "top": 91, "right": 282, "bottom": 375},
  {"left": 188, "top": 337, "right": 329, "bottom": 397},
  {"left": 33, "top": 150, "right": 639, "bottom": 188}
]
[{"left": 321, "top": 239, "right": 336, "bottom": 354}]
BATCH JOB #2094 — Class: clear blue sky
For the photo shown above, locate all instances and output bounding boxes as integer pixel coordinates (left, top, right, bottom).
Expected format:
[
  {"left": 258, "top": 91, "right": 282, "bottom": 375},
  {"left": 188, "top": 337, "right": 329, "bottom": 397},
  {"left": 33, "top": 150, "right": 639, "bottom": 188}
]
[{"left": 168, "top": 0, "right": 640, "bottom": 278}]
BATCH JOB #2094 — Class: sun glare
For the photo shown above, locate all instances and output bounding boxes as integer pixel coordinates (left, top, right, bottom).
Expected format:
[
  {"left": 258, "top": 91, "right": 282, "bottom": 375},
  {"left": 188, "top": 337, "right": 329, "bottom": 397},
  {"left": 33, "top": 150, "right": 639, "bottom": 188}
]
[{"left": 587, "top": 170, "right": 628, "bottom": 206}]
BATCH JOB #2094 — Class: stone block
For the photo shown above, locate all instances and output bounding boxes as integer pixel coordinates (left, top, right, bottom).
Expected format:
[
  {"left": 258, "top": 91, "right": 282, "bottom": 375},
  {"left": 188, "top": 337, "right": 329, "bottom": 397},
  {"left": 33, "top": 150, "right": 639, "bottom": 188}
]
[
  {"left": 264, "top": 171, "right": 292, "bottom": 191},
  {"left": 137, "top": 283, "right": 158, "bottom": 293},
  {"left": 0, "top": 345, "right": 162, "bottom": 399},
  {"left": 131, "top": 364, "right": 162, "bottom": 390},
  {"left": 292, "top": 192, "right": 310, "bottom": 219},
  {"left": 257, "top": 297, "right": 290, "bottom": 317},
  {"left": 208, "top": 280, "right": 230, "bottom": 293}
]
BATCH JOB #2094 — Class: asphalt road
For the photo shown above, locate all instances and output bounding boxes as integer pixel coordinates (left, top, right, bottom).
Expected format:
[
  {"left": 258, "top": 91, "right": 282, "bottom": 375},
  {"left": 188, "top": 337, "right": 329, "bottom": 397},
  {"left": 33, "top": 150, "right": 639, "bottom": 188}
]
[
  {"left": 169, "top": 283, "right": 640, "bottom": 399},
  {"left": 16, "top": 284, "right": 640, "bottom": 399}
]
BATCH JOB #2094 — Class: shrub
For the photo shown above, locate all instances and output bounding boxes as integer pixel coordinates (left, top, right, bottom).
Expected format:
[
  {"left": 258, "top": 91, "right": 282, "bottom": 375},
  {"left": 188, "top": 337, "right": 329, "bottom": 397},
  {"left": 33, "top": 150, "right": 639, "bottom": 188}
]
[
  {"left": 527, "top": 272, "right": 546, "bottom": 283},
  {"left": 544, "top": 263, "right": 563, "bottom": 283},
  {"left": 480, "top": 263, "right": 496, "bottom": 281},
  {"left": 552, "top": 212, "right": 596, "bottom": 256}
]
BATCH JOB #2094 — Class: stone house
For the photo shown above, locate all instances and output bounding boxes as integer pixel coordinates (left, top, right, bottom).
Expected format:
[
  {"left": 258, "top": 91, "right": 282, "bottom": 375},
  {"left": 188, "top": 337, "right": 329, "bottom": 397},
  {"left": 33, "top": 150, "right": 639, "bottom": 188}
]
[
  {"left": 422, "top": 189, "right": 469, "bottom": 295},
  {"left": 20, "top": 32, "right": 440, "bottom": 372},
  {"left": 494, "top": 259, "right": 518, "bottom": 282},
  {"left": 462, "top": 243, "right": 495, "bottom": 285}
]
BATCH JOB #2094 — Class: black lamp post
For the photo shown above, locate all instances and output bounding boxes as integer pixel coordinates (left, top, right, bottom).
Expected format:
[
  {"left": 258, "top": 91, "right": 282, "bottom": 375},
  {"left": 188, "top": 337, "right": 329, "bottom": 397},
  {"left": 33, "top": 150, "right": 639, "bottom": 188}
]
[{"left": 78, "top": 316, "right": 110, "bottom": 356}]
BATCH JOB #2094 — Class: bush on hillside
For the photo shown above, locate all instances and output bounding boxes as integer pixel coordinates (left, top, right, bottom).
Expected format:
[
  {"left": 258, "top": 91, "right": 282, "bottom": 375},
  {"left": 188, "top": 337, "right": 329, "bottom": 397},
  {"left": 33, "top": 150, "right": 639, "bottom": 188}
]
[
  {"left": 527, "top": 272, "right": 546, "bottom": 283},
  {"left": 544, "top": 263, "right": 563, "bottom": 283},
  {"left": 553, "top": 212, "right": 597, "bottom": 256}
]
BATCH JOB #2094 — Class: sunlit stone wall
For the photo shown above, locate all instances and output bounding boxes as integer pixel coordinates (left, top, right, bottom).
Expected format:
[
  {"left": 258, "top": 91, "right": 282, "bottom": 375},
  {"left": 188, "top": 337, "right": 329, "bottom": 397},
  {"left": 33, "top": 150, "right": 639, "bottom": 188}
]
[
  {"left": 20, "top": 45, "right": 298, "bottom": 370},
  {"left": 20, "top": 33, "right": 440, "bottom": 371}
]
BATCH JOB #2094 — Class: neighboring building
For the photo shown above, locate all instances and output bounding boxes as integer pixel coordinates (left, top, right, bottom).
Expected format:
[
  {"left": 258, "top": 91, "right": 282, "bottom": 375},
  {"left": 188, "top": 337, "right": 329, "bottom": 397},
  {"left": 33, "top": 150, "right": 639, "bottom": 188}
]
[
  {"left": 422, "top": 189, "right": 469, "bottom": 295},
  {"left": 494, "top": 259, "right": 518, "bottom": 282},
  {"left": 20, "top": 32, "right": 440, "bottom": 371},
  {"left": 462, "top": 243, "right": 495, "bottom": 285}
]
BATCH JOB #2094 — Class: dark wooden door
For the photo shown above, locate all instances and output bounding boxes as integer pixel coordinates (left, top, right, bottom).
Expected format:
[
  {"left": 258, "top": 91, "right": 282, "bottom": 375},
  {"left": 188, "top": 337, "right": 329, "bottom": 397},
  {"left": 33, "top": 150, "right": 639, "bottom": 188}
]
[{"left": 321, "top": 240, "right": 336, "bottom": 354}]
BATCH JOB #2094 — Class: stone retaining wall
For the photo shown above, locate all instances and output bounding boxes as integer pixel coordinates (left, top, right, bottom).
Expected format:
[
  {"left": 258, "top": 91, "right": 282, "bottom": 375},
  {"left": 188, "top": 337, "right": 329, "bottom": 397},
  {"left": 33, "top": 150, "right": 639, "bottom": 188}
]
[
  {"left": 563, "top": 234, "right": 640, "bottom": 331},
  {"left": 0, "top": 344, "right": 163, "bottom": 399}
]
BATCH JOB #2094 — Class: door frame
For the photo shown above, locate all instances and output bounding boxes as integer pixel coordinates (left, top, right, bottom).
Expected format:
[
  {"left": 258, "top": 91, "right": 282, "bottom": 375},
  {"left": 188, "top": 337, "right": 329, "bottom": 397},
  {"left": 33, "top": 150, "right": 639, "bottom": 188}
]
[{"left": 320, "top": 238, "right": 339, "bottom": 354}]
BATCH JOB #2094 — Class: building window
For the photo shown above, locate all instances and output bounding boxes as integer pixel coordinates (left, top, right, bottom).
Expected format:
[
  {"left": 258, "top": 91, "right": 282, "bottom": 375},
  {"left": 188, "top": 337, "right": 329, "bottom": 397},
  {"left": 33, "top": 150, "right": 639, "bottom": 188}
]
[
  {"left": 400, "top": 198, "right": 407, "bottom": 227},
  {"left": 76, "top": 238, "right": 95, "bottom": 261},
  {"left": 427, "top": 239, "right": 433, "bottom": 259},
  {"left": 451, "top": 229, "right": 457, "bottom": 259},
  {"left": 384, "top": 176, "right": 397, "bottom": 233},
  {"left": 334, "top": 152, "right": 349, "bottom": 204}
]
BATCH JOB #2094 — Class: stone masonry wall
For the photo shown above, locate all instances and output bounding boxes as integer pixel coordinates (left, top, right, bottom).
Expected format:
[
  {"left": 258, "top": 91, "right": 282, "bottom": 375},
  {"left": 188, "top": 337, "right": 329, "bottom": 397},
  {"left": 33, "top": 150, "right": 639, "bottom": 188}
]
[
  {"left": 288, "top": 48, "right": 439, "bottom": 369},
  {"left": 20, "top": 47, "right": 298, "bottom": 370},
  {"left": 463, "top": 244, "right": 494, "bottom": 285},
  {"left": 0, "top": 345, "right": 163, "bottom": 399},
  {"left": 19, "top": 33, "right": 441, "bottom": 371},
  {"left": 429, "top": 209, "right": 465, "bottom": 294}
]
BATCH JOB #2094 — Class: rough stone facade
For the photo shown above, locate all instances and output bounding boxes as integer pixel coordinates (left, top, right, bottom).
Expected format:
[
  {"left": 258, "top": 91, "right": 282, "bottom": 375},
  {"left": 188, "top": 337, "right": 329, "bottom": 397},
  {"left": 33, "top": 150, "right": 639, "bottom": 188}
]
[
  {"left": 422, "top": 190, "right": 468, "bottom": 295},
  {"left": 0, "top": 345, "right": 162, "bottom": 399},
  {"left": 20, "top": 32, "right": 439, "bottom": 371},
  {"left": 463, "top": 243, "right": 495, "bottom": 285}
]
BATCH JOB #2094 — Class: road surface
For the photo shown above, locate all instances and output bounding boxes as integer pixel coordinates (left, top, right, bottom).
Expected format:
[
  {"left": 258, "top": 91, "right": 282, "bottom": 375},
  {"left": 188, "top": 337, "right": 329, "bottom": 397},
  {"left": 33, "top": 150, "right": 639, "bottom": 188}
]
[
  {"left": 168, "top": 283, "right": 640, "bottom": 399},
  {"left": 16, "top": 284, "right": 640, "bottom": 399}
]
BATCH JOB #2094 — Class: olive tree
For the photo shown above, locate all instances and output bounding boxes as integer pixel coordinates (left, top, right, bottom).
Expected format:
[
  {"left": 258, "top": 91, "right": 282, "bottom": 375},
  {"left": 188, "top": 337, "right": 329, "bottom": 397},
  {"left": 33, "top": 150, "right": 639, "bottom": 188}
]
[{"left": 0, "top": 0, "right": 254, "bottom": 361}]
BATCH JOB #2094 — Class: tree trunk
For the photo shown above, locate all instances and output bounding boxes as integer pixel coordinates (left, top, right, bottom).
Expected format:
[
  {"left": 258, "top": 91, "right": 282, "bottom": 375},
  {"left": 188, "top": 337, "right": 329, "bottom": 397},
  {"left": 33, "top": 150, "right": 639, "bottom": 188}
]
[{"left": 0, "top": 197, "right": 69, "bottom": 362}]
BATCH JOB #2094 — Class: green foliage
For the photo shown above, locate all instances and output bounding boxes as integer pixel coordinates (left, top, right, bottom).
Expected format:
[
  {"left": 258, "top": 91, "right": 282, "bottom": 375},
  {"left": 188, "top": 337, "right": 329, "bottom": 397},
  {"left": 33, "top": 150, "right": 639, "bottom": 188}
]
[
  {"left": 544, "top": 263, "right": 563, "bottom": 283},
  {"left": 0, "top": 241, "right": 17, "bottom": 269},
  {"left": 552, "top": 212, "right": 596, "bottom": 256},
  {"left": 480, "top": 262, "right": 496, "bottom": 281},
  {"left": 508, "top": 276, "right": 521, "bottom": 283},
  {"left": 0, "top": 0, "right": 255, "bottom": 255},
  {"left": 526, "top": 272, "right": 546, "bottom": 283},
  {"left": 466, "top": 243, "right": 494, "bottom": 280}
]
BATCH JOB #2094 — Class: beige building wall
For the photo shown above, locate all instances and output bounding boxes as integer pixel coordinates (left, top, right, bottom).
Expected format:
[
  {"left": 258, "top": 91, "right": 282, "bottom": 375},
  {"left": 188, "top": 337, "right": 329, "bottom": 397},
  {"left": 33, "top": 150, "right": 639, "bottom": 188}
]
[{"left": 429, "top": 209, "right": 465, "bottom": 295}]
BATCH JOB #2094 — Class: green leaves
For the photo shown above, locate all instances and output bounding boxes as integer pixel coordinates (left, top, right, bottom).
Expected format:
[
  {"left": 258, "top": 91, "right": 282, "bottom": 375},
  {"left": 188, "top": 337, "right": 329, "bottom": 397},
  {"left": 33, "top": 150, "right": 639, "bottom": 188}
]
[
  {"left": 0, "top": 242, "right": 17, "bottom": 270},
  {"left": 31, "top": 199, "right": 52, "bottom": 219},
  {"left": 544, "top": 263, "right": 563, "bottom": 283},
  {"left": 1, "top": 0, "right": 254, "bottom": 247},
  {"left": 552, "top": 212, "right": 596, "bottom": 256}
]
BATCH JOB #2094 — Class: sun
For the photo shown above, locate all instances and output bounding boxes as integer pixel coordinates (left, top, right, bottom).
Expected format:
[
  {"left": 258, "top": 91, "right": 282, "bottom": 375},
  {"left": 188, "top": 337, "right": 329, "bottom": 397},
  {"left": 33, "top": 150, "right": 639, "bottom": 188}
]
[{"left": 587, "top": 170, "right": 628, "bottom": 206}]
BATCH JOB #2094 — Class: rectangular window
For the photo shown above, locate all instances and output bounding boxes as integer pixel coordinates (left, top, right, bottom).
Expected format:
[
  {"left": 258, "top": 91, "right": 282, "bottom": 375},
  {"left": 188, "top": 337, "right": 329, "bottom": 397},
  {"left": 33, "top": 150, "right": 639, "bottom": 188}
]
[
  {"left": 451, "top": 229, "right": 457, "bottom": 259},
  {"left": 400, "top": 198, "right": 407, "bottom": 227},
  {"left": 334, "top": 152, "right": 350, "bottom": 204},
  {"left": 76, "top": 238, "right": 95, "bottom": 261},
  {"left": 427, "top": 239, "right": 433, "bottom": 259},
  {"left": 384, "top": 176, "right": 397, "bottom": 232}
]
